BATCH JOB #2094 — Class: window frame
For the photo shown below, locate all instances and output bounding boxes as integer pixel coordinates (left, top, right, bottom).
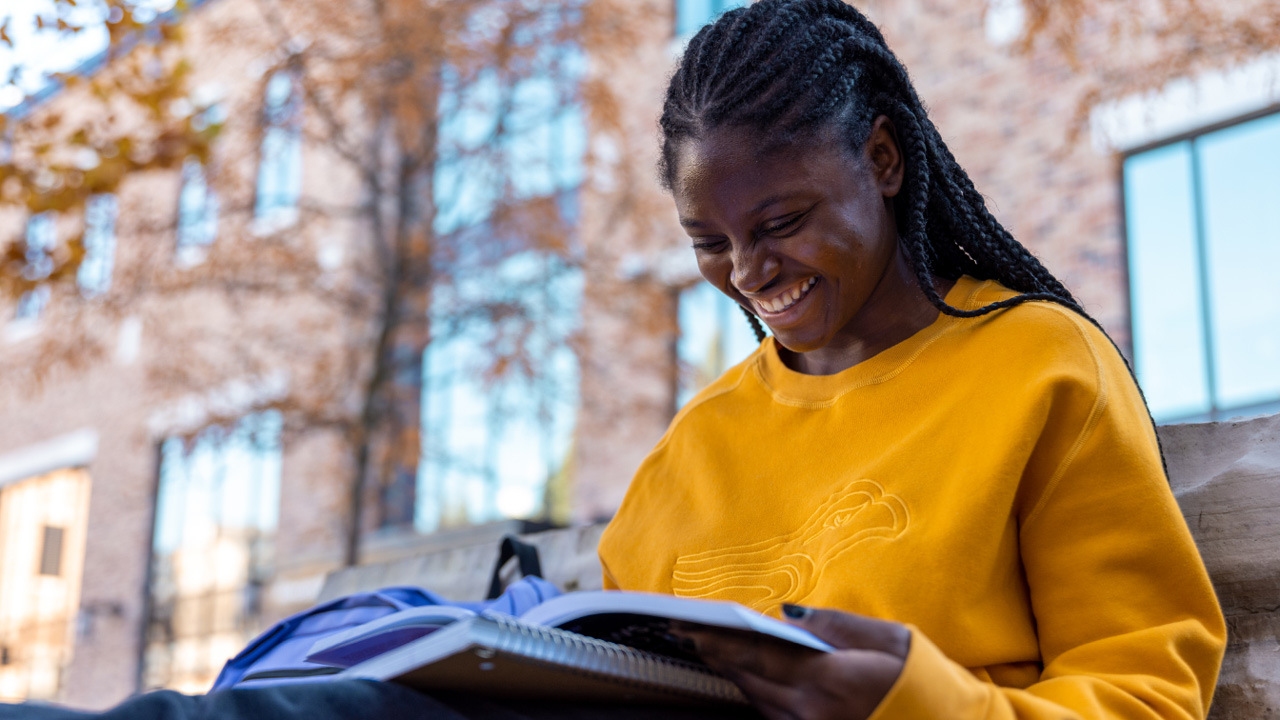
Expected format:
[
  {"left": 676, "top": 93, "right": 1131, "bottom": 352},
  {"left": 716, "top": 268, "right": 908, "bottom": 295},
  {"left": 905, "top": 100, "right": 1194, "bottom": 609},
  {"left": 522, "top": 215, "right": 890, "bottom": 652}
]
[
  {"left": 15, "top": 213, "right": 56, "bottom": 322},
  {"left": 78, "top": 193, "right": 118, "bottom": 296},
  {"left": 140, "top": 411, "right": 284, "bottom": 693},
  {"left": 1120, "top": 103, "right": 1280, "bottom": 424},
  {"left": 418, "top": 39, "right": 587, "bottom": 534},
  {"left": 252, "top": 70, "right": 303, "bottom": 229},
  {"left": 175, "top": 156, "right": 219, "bottom": 265}
]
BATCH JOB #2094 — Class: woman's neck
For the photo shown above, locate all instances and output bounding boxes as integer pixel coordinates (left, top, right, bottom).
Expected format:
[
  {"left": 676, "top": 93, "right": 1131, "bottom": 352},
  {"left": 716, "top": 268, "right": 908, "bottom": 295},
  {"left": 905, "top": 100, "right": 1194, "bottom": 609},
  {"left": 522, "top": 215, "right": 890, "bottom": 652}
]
[{"left": 778, "top": 262, "right": 956, "bottom": 376}]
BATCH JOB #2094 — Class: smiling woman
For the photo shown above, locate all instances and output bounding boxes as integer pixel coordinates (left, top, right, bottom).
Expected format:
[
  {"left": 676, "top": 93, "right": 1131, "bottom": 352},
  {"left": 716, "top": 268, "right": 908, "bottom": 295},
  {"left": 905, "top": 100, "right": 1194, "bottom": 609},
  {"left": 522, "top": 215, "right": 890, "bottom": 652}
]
[
  {"left": 597, "top": 1, "right": 1227, "bottom": 719},
  {"left": 673, "top": 119, "right": 946, "bottom": 375}
]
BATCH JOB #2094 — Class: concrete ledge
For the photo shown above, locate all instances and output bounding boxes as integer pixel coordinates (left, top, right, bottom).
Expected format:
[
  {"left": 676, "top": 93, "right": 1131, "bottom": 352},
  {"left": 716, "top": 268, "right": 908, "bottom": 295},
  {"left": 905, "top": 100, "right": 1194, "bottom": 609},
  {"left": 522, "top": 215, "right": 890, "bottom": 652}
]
[
  {"left": 318, "top": 523, "right": 607, "bottom": 603},
  {"left": 317, "top": 414, "right": 1280, "bottom": 717},
  {"left": 0, "top": 428, "right": 98, "bottom": 489},
  {"left": 1162, "top": 413, "right": 1280, "bottom": 719}
]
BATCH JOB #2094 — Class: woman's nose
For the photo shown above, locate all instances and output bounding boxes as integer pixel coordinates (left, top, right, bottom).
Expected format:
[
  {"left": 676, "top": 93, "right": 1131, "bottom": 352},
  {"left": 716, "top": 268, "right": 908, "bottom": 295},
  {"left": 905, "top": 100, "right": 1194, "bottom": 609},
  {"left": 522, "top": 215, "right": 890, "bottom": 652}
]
[{"left": 730, "top": 244, "right": 780, "bottom": 294}]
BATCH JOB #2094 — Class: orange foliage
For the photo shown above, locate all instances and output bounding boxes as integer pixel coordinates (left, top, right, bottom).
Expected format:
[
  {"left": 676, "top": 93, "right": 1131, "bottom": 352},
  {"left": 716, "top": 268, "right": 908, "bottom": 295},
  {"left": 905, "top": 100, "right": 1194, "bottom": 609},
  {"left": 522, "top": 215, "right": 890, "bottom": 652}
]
[
  {"left": 0, "top": 0, "right": 653, "bottom": 562},
  {"left": 1007, "top": 0, "right": 1280, "bottom": 142}
]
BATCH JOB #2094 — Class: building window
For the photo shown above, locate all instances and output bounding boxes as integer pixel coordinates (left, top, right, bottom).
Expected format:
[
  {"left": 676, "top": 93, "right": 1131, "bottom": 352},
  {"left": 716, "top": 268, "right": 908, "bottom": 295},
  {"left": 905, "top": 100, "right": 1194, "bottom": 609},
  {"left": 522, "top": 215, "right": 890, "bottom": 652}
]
[
  {"left": 142, "top": 411, "right": 282, "bottom": 694},
  {"left": 677, "top": 281, "right": 762, "bottom": 408},
  {"left": 77, "top": 194, "right": 117, "bottom": 296},
  {"left": 433, "top": 52, "right": 585, "bottom": 236},
  {"left": 420, "top": 253, "right": 582, "bottom": 531},
  {"left": 675, "top": 0, "right": 748, "bottom": 37},
  {"left": 419, "top": 44, "right": 585, "bottom": 532},
  {"left": 1123, "top": 110, "right": 1280, "bottom": 423},
  {"left": 253, "top": 72, "right": 302, "bottom": 229},
  {"left": 15, "top": 213, "right": 55, "bottom": 322},
  {"left": 0, "top": 468, "right": 91, "bottom": 702},
  {"left": 176, "top": 158, "right": 219, "bottom": 265}
]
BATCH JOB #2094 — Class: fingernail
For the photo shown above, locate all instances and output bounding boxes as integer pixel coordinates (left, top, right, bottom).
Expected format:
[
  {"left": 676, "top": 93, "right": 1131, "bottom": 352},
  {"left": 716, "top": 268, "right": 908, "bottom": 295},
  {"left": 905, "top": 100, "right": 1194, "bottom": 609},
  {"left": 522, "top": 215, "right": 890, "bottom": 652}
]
[
  {"left": 782, "top": 603, "right": 812, "bottom": 620},
  {"left": 678, "top": 637, "right": 697, "bottom": 654}
]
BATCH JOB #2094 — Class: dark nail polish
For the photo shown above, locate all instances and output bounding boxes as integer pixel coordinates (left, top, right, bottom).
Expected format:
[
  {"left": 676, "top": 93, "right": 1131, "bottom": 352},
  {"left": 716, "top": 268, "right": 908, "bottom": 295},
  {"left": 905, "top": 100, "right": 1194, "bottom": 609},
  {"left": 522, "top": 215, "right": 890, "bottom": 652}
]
[
  {"left": 678, "top": 637, "right": 698, "bottom": 654},
  {"left": 782, "top": 603, "right": 812, "bottom": 620}
]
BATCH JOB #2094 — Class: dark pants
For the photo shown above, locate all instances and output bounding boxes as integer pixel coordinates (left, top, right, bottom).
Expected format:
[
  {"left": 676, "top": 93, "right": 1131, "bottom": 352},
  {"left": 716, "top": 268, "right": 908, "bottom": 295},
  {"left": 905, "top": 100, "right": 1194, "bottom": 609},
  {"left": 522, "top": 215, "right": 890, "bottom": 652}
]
[{"left": 1, "top": 680, "right": 762, "bottom": 719}]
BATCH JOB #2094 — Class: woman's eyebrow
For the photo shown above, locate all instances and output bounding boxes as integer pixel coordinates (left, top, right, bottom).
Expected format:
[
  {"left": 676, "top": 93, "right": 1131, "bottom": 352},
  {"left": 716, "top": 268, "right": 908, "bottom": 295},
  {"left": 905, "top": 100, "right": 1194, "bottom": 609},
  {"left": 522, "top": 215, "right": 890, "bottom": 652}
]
[
  {"left": 679, "top": 193, "right": 805, "bottom": 228},
  {"left": 750, "top": 194, "right": 789, "bottom": 214}
]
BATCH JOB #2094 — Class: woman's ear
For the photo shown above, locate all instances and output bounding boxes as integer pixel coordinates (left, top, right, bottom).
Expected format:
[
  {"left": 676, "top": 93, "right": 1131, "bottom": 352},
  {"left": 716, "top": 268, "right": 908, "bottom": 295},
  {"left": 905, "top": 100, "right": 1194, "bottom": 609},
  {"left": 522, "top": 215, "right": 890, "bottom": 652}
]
[{"left": 866, "top": 115, "right": 904, "bottom": 198}]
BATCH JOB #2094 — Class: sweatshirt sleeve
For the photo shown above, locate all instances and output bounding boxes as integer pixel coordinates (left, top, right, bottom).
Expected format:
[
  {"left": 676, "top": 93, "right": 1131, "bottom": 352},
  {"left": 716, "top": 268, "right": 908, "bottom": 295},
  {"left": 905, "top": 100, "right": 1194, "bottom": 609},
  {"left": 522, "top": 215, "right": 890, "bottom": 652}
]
[
  {"left": 601, "top": 557, "right": 621, "bottom": 590},
  {"left": 869, "top": 322, "right": 1226, "bottom": 720}
]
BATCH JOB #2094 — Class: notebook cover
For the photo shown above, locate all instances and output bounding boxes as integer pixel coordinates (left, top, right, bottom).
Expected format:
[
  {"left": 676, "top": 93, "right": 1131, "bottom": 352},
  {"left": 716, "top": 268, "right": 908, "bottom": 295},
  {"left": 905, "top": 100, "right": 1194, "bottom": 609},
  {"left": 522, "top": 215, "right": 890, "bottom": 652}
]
[{"left": 343, "top": 614, "right": 748, "bottom": 706}]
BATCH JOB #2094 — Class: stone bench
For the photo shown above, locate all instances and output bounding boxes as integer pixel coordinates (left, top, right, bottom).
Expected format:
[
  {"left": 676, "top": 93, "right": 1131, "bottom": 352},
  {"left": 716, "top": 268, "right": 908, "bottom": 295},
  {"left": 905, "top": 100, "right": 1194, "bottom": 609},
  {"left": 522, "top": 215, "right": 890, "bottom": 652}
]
[
  {"left": 1163, "top": 413, "right": 1280, "bottom": 718},
  {"left": 319, "top": 413, "right": 1280, "bottom": 719}
]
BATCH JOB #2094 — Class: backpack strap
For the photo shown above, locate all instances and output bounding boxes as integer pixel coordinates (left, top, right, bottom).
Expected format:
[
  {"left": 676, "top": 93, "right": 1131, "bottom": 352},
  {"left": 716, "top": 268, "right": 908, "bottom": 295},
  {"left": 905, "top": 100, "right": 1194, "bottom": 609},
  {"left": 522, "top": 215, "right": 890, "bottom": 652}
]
[{"left": 486, "top": 535, "right": 543, "bottom": 600}]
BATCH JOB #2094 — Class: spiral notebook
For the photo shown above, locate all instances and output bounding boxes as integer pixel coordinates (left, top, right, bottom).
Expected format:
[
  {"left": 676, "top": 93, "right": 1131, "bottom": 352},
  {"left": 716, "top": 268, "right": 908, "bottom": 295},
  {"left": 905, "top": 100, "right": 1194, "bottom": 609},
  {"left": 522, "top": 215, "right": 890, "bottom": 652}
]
[
  {"left": 332, "top": 591, "right": 833, "bottom": 705},
  {"left": 338, "top": 612, "right": 744, "bottom": 704}
]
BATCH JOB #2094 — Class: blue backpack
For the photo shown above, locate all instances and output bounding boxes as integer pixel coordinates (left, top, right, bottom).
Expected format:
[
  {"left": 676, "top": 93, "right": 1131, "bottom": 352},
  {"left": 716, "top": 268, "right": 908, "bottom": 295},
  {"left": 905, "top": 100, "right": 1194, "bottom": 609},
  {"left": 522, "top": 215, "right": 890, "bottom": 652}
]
[{"left": 212, "top": 536, "right": 558, "bottom": 690}]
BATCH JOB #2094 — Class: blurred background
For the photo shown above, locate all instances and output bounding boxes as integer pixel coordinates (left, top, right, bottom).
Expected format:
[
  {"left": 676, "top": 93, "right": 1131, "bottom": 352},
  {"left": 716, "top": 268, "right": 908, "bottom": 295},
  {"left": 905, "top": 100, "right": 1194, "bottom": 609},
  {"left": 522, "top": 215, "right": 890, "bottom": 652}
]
[{"left": 0, "top": 0, "right": 1277, "bottom": 709}]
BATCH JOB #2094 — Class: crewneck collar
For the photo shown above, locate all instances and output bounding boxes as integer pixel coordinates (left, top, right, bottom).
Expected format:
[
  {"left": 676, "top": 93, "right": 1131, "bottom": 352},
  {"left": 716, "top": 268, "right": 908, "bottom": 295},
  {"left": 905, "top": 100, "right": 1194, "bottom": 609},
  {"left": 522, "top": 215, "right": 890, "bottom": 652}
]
[{"left": 754, "top": 276, "right": 990, "bottom": 407}]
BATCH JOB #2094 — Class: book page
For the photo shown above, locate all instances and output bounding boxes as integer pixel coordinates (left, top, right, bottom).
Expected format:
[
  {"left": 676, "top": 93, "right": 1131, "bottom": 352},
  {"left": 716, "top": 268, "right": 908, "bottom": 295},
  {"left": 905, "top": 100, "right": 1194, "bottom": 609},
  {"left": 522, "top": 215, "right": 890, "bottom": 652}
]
[{"left": 518, "top": 591, "right": 833, "bottom": 654}]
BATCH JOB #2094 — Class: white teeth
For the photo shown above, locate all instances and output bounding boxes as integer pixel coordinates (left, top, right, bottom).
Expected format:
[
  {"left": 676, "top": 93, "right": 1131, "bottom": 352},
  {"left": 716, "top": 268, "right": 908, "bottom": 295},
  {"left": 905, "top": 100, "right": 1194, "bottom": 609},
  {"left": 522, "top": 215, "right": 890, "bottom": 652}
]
[{"left": 757, "top": 277, "right": 816, "bottom": 315}]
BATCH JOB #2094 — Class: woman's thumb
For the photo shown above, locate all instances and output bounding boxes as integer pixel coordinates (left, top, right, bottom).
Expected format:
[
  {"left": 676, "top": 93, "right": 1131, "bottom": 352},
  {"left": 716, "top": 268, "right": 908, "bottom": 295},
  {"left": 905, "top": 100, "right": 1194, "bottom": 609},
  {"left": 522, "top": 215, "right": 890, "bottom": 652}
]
[{"left": 781, "top": 604, "right": 910, "bottom": 658}]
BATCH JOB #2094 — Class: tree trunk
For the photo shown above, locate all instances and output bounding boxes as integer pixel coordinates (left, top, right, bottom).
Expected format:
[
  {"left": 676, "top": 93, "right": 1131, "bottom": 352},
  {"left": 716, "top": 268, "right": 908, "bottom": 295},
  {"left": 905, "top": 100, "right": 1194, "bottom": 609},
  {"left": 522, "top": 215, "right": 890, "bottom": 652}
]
[{"left": 345, "top": 106, "right": 439, "bottom": 564}]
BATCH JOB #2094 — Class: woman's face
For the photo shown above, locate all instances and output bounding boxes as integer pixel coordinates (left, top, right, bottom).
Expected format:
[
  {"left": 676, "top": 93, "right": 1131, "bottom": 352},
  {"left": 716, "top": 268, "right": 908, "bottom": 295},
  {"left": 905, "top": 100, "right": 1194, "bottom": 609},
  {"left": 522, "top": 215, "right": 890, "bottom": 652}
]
[{"left": 672, "top": 119, "right": 920, "bottom": 364}]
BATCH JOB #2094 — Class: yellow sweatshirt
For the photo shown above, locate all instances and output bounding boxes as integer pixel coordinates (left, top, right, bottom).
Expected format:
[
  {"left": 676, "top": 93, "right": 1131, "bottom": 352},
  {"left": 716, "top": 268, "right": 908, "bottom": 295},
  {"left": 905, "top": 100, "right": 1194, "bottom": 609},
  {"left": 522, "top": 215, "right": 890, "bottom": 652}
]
[{"left": 598, "top": 276, "right": 1226, "bottom": 719}]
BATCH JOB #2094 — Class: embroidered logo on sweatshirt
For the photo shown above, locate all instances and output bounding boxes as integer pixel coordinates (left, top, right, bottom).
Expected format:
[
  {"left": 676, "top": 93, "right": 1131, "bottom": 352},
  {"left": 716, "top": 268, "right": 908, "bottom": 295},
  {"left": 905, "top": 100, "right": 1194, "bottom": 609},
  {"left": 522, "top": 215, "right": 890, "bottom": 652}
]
[{"left": 671, "top": 479, "right": 909, "bottom": 612}]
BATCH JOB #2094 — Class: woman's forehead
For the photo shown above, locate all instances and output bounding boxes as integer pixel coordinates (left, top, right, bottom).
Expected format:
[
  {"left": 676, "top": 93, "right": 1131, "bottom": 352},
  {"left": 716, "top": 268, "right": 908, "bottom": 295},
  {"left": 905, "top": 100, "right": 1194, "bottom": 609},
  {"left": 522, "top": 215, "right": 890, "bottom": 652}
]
[{"left": 672, "top": 125, "right": 861, "bottom": 206}]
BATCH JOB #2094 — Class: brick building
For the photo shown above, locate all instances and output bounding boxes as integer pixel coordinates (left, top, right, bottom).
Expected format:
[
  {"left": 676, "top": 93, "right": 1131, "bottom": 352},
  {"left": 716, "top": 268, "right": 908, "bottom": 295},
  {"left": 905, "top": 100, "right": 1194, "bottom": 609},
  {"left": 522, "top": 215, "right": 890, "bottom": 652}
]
[{"left": 1, "top": 0, "right": 1277, "bottom": 710}]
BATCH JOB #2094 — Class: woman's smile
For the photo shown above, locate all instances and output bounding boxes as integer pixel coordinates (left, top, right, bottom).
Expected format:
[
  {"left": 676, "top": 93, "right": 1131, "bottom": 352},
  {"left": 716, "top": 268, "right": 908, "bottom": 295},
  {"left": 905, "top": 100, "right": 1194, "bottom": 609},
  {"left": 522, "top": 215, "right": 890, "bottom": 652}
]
[{"left": 748, "top": 276, "right": 818, "bottom": 320}]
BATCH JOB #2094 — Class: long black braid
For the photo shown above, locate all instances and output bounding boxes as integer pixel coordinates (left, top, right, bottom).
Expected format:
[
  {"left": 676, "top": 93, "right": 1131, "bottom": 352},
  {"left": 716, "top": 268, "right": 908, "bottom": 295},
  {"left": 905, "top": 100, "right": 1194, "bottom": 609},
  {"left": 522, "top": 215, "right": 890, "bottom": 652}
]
[{"left": 660, "top": 0, "right": 1170, "bottom": 470}]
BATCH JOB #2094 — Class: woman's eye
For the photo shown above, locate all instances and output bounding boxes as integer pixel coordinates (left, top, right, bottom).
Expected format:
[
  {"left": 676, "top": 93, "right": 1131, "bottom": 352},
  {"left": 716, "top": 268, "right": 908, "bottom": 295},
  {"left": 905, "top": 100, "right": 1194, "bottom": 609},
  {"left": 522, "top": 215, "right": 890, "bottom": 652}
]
[
  {"left": 763, "top": 214, "right": 804, "bottom": 235},
  {"left": 691, "top": 238, "right": 728, "bottom": 253}
]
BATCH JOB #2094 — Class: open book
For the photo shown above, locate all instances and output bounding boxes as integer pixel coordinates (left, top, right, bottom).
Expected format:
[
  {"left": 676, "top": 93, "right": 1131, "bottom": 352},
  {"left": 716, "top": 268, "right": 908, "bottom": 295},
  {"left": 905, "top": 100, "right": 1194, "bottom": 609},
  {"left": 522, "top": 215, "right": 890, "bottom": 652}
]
[{"left": 326, "top": 591, "right": 832, "bottom": 705}]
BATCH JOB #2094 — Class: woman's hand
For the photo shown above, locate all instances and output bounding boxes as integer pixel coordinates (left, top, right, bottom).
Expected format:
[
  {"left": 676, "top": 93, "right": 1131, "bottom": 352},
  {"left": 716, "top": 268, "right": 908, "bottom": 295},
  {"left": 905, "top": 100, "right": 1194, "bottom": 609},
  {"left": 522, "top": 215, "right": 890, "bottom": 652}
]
[{"left": 674, "top": 605, "right": 910, "bottom": 720}]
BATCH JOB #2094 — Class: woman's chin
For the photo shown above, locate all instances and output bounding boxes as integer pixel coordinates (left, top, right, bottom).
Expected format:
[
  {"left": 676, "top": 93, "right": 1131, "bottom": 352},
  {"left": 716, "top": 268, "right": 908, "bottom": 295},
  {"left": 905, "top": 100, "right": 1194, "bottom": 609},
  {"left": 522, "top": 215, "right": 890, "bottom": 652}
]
[{"left": 768, "top": 327, "right": 830, "bottom": 355}]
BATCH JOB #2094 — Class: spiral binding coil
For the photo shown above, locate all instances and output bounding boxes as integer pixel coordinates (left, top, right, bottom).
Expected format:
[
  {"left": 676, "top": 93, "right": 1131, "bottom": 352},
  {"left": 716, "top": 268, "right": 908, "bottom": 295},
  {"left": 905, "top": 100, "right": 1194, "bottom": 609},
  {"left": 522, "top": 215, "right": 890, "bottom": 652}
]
[{"left": 479, "top": 612, "right": 748, "bottom": 704}]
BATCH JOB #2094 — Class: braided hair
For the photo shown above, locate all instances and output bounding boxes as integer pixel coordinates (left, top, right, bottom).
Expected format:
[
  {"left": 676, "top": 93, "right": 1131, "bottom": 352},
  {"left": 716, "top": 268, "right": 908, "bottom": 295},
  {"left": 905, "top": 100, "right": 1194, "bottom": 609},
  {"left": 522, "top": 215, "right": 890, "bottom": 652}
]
[
  {"left": 660, "top": 0, "right": 1169, "bottom": 467},
  {"left": 662, "top": 0, "right": 1090, "bottom": 343}
]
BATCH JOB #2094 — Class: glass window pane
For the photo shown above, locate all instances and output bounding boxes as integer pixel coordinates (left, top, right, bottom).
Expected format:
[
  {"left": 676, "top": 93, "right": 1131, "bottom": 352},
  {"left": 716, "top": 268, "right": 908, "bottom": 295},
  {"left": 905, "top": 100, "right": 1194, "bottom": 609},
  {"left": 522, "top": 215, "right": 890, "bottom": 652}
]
[
  {"left": 145, "top": 412, "right": 282, "bottom": 693},
  {"left": 418, "top": 254, "right": 581, "bottom": 533},
  {"left": 264, "top": 73, "right": 293, "bottom": 111},
  {"left": 435, "top": 47, "right": 585, "bottom": 238},
  {"left": 1196, "top": 114, "right": 1280, "bottom": 409},
  {"left": 1123, "top": 142, "right": 1211, "bottom": 420},
  {"left": 255, "top": 72, "right": 302, "bottom": 222},
  {"left": 0, "top": 469, "right": 91, "bottom": 702},
  {"left": 78, "top": 194, "right": 117, "bottom": 296},
  {"left": 15, "top": 286, "right": 50, "bottom": 322},
  {"left": 676, "top": 0, "right": 747, "bottom": 36},
  {"left": 676, "top": 0, "right": 714, "bottom": 36},
  {"left": 421, "top": 37, "right": 585, "bottom": 532},
  {"left": 177, "top": 158, "right": 218, "bottom": 260},
  {"left": 24, "top": 213, "right": 55, "bottom": 279},
  {"left": 677, "top": 281, "right": 762, "bottom": 408},
  {"left": 15, "top": 214, "right": 55, "bottom": 321}
]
